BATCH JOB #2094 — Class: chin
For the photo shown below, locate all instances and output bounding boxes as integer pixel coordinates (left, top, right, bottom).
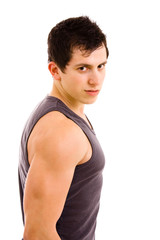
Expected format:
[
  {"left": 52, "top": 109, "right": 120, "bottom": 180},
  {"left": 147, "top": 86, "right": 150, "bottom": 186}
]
[{"left": 84, "top": 98, "right": 98, "bottom": 105}]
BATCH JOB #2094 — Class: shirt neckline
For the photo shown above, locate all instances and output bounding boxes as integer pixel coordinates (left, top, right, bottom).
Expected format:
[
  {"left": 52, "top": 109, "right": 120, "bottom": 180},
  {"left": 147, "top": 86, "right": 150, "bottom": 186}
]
[{"left": 46, "top": 95, "right": 95, "bottom": 135}]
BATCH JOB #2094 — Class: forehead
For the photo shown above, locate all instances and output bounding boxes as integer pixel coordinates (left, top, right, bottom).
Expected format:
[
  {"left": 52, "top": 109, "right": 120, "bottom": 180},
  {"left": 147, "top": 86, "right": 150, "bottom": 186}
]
[{"left": 68, "top": 45, "right": 107, "bottom": 66}]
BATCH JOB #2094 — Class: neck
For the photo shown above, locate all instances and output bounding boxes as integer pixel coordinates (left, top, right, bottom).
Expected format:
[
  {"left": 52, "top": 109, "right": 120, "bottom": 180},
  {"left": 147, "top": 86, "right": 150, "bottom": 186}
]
[{"left": 49, "top": 82, "right": 85, "bottom": 117}]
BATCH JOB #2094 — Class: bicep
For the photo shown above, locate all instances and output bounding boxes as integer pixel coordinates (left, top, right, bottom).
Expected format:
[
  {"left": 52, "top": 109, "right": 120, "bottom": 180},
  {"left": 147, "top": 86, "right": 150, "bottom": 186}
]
[
  {"left": 24, "top": 153, "right": 75, "bottom": 229},
  {"left": 24, "top": 114, "right": 87, "bottom": 234}
]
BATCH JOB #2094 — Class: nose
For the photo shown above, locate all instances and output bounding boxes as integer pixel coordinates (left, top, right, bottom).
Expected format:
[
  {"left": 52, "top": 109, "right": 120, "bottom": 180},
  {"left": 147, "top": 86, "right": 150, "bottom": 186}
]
[{"left": 88, "top": 70, "right": 100, "bottom": 86}]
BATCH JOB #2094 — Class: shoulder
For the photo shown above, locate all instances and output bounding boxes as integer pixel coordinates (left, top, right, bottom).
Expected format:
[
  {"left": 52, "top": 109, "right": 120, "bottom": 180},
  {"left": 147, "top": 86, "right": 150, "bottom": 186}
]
[{"left": 28, "top": 111, "right": 88, "bottom": 166}]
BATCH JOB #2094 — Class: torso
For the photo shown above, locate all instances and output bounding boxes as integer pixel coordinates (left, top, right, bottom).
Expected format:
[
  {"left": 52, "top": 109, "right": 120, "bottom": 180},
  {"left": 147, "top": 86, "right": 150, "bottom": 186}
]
[{"left": 19, "top": 96, "right": 105, "bottom": 239}]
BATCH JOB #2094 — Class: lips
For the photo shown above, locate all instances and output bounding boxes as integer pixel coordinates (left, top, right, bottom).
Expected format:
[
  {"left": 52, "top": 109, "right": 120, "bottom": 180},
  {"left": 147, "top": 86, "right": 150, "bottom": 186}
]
[
  {"left": 85, "top": 90, "right": 100, "bottom": 96},
  {"left": 85, "top": 89, "right": 99, "bottom": 92}
]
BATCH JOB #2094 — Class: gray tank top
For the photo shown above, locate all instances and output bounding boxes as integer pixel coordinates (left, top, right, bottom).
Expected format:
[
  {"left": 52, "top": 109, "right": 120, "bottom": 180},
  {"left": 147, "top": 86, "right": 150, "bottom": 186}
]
[{"left": 18, "top": 96, "right": 105, "bottom": 240}]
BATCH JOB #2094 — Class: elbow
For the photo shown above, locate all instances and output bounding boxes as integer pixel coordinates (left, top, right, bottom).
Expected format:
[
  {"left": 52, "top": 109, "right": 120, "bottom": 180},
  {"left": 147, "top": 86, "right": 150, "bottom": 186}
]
[
  {"left": 23, "top": 227, "right": 39, "bottom": 240},
  {"left": 23, "top": 225, "right": 61, "bottom": 240}
]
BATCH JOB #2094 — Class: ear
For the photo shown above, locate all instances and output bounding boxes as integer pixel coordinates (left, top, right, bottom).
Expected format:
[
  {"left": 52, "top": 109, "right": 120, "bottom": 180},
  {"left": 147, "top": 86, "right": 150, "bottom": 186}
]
[{"left": 48, "top": 62, "right": 61, "bottom": 80}]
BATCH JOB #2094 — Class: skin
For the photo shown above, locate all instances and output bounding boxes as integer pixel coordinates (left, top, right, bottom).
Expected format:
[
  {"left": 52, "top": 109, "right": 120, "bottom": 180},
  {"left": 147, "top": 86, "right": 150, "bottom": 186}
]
[
  {"left": 49, "top": 45, "right": 107, "bottom": 117},
  {"left": 23, "top": 45, "right": 107, "bottom": 240}
]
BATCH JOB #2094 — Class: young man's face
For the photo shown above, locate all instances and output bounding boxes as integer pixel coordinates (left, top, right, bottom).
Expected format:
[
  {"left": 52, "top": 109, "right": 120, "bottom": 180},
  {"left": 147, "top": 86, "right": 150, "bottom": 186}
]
[{"left": 58, "top": 45, "right": 107, "bottom": 106}]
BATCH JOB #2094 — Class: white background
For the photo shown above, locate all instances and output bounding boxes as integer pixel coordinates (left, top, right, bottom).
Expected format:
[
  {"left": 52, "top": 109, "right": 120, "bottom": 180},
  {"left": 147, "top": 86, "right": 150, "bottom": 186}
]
[{"left": 0, "top": 0, "right": 160, "bottom": 239}]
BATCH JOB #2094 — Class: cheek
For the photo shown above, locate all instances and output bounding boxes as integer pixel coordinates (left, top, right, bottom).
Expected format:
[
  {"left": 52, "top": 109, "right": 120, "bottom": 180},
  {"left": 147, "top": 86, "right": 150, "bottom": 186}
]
[
  {"left": 69, "top": 74, "right": 85, "bottom": 87},
  {"left": 101, "top": 71, "right": 106, "bottom": 83},
  {"left": 62, "top": 75, "right": 83, "bottom": 92}
]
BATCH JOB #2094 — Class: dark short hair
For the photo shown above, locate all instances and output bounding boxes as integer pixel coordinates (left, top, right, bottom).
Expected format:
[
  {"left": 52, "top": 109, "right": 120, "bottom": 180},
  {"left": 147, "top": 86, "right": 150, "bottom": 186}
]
[{"left": 47, "top": 16, "right": 109, "bottom": 72}]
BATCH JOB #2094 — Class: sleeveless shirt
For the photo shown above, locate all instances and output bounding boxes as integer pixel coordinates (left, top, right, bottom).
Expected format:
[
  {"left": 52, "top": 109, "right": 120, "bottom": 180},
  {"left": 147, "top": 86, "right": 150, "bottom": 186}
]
[{"left": 18, "top": 96, "right": 105, "bottom": 240}]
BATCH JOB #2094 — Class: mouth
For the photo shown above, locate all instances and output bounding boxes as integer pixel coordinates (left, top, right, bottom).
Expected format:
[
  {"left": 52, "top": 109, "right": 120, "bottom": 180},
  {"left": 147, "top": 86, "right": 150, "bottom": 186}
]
[{"left": 85, "top": 90, "right": 100, "bottom": 96}]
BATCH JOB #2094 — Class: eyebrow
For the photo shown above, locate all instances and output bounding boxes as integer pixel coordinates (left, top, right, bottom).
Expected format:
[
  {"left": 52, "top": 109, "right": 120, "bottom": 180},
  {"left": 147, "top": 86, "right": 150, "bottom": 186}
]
[{"left": 74, "top": 60, "right": 107, "bottom": 68}]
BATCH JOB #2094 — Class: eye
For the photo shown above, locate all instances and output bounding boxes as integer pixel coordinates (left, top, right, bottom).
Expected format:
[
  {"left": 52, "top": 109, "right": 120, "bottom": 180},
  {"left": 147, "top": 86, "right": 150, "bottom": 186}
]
[
  {"left": 78, "top": 66, "right": 87, "bottom": 72},
  {"left": 98, "top": 64, "right": 106, "bottom": 70}
]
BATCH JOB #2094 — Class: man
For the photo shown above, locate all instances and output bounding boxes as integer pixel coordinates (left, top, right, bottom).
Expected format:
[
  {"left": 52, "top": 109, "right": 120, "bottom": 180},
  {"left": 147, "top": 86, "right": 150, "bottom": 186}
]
[{"left": 18, "top": 16, "right": 109, "bottom": 240}]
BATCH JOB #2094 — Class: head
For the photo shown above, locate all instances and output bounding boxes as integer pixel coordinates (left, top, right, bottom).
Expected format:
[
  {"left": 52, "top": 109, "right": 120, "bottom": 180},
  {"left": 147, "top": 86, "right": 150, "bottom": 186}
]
[{"left": 47, "top": 16, "right": 109, "bottom": 73}]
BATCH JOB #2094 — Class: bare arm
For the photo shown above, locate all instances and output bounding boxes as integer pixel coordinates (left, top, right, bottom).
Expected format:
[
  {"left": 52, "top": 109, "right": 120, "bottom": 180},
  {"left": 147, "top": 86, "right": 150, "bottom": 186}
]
[{"left": 23, "top": 112, "right": 89, "bottom": 240}]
